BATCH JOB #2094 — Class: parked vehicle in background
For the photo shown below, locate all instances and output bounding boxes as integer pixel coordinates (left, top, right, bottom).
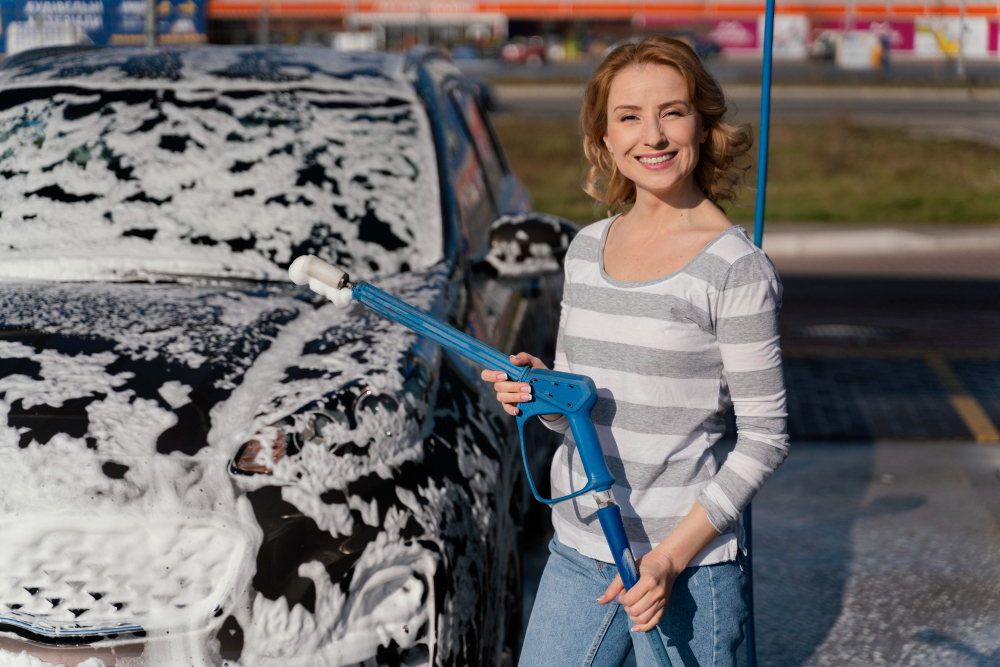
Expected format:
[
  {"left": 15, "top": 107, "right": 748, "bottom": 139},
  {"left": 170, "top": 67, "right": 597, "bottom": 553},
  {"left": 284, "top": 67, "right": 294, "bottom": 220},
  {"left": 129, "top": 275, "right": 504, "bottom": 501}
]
[
  {"left": 500, "top": 36, "right": 546, "bottom": 66},
  {"left": 811, "top": 30, "right": 839, "bottom": 60},
  {"left": 0, "top": 45, "right": 574, "bottom": 667}
]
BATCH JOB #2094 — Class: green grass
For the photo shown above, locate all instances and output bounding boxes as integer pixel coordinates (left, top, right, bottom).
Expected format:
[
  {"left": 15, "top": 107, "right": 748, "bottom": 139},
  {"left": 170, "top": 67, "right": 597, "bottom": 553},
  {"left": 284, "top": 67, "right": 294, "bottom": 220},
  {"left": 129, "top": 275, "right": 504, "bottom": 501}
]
[{"left": 493, "top": 116, "right": 1000, "bottom": 225}]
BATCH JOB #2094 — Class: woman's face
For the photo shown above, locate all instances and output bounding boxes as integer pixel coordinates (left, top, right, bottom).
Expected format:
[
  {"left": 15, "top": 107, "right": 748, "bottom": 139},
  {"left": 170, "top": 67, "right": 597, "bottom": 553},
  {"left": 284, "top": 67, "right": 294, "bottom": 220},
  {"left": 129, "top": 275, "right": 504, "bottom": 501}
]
[{"left": 603, "top": 63, "right": 707, "bottom": 200}]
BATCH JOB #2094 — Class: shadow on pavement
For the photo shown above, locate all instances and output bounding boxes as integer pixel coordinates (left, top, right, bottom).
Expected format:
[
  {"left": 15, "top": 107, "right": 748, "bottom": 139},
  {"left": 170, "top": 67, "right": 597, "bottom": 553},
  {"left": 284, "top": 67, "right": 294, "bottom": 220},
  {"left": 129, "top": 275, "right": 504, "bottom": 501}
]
[
  {"left": 747, "top": 441, "right": 876, "bottom": 667},
  {"left": 916, "top": 630, "right": 1000, "bottom": 667}
]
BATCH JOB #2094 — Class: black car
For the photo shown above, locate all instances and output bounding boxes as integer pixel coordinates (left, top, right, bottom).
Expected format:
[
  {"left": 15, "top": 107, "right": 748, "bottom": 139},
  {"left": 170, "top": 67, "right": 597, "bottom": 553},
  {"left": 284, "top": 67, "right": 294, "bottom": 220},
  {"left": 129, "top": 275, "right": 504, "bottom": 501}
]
[{"left": 0, "top": 45, "right": 574, "bottom": 667}]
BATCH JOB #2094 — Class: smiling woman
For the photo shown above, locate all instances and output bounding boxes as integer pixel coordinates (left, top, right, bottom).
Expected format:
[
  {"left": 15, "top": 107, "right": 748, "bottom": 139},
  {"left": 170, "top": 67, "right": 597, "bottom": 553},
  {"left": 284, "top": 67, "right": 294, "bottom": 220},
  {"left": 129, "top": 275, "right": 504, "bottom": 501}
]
[
  {"left": 581, "top": 39, "right": 752, "bottom": 214},
  {"left": 483, "top": 37, "right": 789, "bottom": 667}
]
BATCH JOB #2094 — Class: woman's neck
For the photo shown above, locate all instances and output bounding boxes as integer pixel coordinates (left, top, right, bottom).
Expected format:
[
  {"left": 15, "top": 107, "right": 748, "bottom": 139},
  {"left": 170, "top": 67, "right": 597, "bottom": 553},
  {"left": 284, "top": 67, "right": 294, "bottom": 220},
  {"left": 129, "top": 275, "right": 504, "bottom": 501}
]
[{"left": 625, "top": 177, "right": 712, "bottom": 234}]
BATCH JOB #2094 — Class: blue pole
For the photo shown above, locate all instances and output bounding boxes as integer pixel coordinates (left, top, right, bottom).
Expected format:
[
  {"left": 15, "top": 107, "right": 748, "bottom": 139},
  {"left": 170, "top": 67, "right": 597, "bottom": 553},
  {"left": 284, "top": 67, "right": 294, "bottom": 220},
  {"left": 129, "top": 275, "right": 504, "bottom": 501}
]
[
  {"left": 755, "top": 0, "right": 776, "bottom": 248},
  {"left": 746, "top": 1, "right": 776, "bottom": 666}
]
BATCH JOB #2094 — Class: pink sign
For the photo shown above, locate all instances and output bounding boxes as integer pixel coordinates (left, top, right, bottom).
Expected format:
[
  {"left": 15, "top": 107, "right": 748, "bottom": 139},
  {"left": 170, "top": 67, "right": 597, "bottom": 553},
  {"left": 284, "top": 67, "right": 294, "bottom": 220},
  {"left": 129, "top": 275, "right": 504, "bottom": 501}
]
[
  {"left": 816, "top": 19, "right": 915, "bottom": 51},
  {"left": 709, "top": 19, "right": 759, "bottom": 50},
  {"left": 638, "top": 17, "right": 759, "bottom": 50},
  {"left": 990, "top": 20, "right": 998, "bottom": 53}
]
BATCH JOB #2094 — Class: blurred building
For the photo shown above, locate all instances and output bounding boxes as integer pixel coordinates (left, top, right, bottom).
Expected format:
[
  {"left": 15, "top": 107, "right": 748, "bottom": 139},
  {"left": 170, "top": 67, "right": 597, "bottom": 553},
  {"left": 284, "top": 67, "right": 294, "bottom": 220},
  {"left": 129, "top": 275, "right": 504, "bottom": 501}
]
[
  {"left": 0, "top": 0, "right": 995, "bottom": 61},
  {"left": 203, "top": 0, "right": 1000, "bottom": 62}
]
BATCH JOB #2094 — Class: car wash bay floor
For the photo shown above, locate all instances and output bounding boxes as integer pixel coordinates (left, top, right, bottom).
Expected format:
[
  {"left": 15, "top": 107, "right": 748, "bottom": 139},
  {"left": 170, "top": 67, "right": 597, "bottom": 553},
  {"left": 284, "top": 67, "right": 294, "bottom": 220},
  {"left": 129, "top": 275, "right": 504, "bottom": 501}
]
[
  {"left": 519, "top": 275, "right": 1000, "bottom": 666},
  {"left": 521, "top": 440, "right": 1000, "bottom": 667}
]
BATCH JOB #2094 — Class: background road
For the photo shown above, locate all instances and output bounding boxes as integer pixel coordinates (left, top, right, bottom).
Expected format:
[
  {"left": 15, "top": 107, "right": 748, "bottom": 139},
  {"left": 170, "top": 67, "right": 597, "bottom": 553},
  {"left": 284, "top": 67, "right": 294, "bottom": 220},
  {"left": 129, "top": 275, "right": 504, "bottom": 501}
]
[
  {"left": 489, "top": 83, "right": 1000, "bottom": 147},
  {"left": 459, "top": 59, "right": 1000, "bottom": 86}
]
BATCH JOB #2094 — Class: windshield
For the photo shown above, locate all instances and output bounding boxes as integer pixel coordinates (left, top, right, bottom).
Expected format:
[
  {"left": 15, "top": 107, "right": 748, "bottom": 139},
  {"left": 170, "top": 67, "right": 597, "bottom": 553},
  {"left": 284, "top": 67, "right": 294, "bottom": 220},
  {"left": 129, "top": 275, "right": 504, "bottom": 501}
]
[{"left": 0, "top": 83, "right": 442, "bottom": 282}]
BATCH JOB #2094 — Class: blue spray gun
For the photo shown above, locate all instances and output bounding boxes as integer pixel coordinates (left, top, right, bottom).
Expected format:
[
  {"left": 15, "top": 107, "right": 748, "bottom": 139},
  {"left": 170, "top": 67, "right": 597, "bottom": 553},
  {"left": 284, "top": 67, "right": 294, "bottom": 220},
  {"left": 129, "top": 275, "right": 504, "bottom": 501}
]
[{"left": 289, "top": 255, "right": 674, "bottom": 667}]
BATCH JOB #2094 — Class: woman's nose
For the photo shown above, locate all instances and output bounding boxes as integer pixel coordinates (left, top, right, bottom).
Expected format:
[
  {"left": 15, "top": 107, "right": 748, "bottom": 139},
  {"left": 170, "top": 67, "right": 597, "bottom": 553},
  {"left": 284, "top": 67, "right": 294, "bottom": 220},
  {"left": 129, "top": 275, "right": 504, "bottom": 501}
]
[{"left": 644, "top": 116, "right": 667, "bottom": 147}]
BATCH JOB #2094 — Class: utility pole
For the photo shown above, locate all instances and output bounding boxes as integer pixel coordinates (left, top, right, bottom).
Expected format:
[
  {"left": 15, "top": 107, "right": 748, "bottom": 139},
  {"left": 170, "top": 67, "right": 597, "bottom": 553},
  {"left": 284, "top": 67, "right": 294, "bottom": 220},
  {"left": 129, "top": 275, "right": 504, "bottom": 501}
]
[
  {"left": 257, "top": 1, "right": 270, "bottom": 45},
  {"left": 145, "top": 0, "right": 157, "bottom": 49},
  {"left": 956, "top": 0, "right": 967, "bottom": 79}
]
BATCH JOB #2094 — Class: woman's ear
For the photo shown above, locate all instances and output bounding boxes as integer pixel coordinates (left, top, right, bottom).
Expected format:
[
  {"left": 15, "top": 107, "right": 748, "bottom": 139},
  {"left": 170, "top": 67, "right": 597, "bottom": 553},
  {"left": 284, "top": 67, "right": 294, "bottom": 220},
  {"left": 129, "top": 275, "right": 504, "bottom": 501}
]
[{"left": 603, "top": 134, "right": 612, "bottom": 152}]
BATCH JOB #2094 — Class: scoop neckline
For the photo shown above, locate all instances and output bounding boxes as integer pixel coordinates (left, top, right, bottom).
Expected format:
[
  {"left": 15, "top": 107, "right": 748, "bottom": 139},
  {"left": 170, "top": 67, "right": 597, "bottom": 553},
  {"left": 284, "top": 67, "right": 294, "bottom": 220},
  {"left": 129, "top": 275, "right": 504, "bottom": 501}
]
[{"left": 598, "top": 213, "right": 746, "bottom": 289}]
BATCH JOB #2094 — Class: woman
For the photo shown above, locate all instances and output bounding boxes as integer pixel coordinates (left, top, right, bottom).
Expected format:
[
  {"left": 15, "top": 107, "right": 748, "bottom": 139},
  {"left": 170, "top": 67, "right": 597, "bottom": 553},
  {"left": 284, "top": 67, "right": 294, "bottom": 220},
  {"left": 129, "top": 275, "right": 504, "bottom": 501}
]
[{"left": 480, "top": 37, "right": 789, "bottom": 666}]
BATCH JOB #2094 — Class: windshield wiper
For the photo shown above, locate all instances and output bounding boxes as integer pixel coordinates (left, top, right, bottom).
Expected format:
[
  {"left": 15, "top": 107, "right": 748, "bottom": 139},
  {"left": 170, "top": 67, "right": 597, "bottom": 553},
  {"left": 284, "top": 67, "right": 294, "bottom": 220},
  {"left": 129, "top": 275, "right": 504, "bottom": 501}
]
[{"left": 117, "top": 269, "right": 285, "bottom": 284}]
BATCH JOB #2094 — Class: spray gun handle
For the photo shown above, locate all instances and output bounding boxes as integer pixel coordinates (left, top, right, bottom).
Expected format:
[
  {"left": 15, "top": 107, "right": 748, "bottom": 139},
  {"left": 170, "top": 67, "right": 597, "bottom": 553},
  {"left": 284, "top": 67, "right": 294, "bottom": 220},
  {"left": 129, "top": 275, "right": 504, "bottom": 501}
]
[{"left": 515, "top": 369, "right": 615, "bottom": 505}]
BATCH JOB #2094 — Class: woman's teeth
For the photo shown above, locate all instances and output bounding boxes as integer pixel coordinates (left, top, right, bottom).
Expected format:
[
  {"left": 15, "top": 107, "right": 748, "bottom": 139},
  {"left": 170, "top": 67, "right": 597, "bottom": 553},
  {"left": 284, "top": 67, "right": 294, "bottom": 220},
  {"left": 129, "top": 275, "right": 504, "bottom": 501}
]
[{"left": 638, "top": 153, "right": 677, "bottom": 165}]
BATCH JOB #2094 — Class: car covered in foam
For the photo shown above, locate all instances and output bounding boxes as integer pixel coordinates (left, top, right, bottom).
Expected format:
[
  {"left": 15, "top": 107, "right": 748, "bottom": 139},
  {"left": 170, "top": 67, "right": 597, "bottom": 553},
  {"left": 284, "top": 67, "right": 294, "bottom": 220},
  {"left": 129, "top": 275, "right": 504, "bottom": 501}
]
[{"left": 0, "top": 45, "right": 574, "bottom": 667}]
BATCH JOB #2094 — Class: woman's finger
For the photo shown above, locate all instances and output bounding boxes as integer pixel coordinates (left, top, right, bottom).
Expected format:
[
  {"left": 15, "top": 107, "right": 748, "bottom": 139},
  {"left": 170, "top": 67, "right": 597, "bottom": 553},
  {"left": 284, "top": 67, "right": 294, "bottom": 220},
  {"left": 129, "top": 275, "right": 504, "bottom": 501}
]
[
  {"left": 496, "top": 391, "right": 532, "bottom": 404},
  {"left": 598, "top": 575, "right": 624, "bottom": 605},
  {"left": 625, "top": 592, "right": 666, "bottom": 630},
  {"left": 618, "top": 577, "right": 655, "bottom": 607},
  {"left": 631, "top": 609, "right": 665, "bottom": 633},
  {"left": 509, "top": 352, "right": 546, "bottom": 369},
  {"left": 493, "top": 381, "right": 533, "bottom": 395},
  {"left": 481, "top": 369, "right": 509, "bottom": 382}
]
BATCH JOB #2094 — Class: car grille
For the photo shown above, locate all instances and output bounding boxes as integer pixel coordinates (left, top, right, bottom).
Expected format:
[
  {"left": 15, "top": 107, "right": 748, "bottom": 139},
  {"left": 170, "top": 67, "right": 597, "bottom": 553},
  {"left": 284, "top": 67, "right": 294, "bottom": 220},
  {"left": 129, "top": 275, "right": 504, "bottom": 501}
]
[{"left": 0, "top": 514, "right": 249, "bottom": 636}]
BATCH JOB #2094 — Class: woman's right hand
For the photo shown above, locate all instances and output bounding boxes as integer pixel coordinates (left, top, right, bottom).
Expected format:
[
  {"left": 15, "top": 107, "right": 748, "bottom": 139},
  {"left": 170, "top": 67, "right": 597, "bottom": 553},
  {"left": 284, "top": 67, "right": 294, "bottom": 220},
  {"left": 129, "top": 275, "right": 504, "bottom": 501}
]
[{"left": 480, "top": 352, "right": 549, "bottom": 417}]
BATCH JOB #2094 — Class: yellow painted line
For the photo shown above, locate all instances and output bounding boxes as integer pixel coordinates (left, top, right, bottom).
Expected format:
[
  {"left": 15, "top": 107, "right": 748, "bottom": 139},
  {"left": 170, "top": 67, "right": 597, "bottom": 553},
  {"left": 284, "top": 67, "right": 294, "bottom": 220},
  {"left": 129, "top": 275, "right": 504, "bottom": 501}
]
[{"left": 924, "top": 354, "right": 1000, "bottom": 445}]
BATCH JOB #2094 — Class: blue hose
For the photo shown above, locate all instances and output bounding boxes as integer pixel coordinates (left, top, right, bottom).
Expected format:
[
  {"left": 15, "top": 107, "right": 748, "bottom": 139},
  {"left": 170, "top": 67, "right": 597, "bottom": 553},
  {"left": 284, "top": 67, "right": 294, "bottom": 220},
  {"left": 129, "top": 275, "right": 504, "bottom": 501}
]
[{"left": 746, "top": 2, "right": 776, "bottom": 665}]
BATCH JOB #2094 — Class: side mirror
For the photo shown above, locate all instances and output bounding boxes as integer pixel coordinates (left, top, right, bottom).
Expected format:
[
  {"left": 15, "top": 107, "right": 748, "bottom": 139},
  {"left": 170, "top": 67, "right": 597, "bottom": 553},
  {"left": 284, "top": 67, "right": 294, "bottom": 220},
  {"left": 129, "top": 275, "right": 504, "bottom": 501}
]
[{"left": 479, "top": 213, "right": 579, "bottom": 279}]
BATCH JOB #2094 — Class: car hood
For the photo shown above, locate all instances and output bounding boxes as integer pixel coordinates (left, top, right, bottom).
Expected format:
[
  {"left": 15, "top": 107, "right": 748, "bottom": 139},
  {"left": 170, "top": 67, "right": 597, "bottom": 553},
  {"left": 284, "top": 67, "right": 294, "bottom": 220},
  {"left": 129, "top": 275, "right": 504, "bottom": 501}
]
[
  {"left": 0, "top": 262, "right": 514, "bottom": 667},
  {"left": 0, "top": 269, "right": 445, "bottom": 505}
]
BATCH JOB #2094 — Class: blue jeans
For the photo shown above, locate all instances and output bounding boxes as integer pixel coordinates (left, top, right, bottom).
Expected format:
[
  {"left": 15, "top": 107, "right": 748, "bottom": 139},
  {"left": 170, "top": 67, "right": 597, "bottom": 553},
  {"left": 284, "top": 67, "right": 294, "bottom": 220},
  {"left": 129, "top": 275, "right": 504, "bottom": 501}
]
[{"left": 519, "top": 536, "right": 748, "bottom": 667}]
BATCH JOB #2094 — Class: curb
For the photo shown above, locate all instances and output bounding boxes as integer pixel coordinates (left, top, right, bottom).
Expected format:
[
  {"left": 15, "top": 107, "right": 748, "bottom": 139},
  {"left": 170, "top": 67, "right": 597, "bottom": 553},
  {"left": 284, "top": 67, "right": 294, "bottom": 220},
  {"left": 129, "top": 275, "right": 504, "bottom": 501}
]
[{"left": 763, "top": 227, "right": 1000, "bottom": 257}]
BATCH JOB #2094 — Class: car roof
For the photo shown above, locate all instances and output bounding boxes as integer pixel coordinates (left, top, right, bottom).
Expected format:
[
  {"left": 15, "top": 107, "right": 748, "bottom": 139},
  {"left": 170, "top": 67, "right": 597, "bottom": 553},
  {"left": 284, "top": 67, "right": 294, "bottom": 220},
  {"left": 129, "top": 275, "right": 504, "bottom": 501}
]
[{"left": 0, "top": 45, "right": 414, "bottom": 92}]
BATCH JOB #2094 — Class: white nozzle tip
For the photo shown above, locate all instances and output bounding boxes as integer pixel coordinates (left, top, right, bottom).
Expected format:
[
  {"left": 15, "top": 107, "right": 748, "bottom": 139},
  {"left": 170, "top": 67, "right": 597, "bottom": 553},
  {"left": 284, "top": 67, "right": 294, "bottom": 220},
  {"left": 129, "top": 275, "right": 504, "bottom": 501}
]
[
  {"left": 288, "top": 255, "right": 314, "bottom": 285},
  {"left": 289, "top": 255, "right": 354, "bottom": 308}
]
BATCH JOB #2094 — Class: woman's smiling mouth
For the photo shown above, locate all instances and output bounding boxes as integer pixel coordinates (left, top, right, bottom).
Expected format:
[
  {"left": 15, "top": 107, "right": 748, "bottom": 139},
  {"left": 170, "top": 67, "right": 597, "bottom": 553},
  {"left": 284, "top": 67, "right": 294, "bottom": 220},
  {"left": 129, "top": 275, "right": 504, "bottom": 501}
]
[{"left": 637, "top": 152, "right": 678, "bottom": 166}]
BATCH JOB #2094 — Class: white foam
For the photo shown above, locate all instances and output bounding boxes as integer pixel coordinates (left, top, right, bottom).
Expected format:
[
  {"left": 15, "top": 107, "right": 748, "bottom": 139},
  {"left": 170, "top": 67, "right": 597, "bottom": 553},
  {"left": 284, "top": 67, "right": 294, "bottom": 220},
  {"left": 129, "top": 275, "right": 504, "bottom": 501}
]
[{"left": 0, "top": 259, "right": 508, "bottom": 664}]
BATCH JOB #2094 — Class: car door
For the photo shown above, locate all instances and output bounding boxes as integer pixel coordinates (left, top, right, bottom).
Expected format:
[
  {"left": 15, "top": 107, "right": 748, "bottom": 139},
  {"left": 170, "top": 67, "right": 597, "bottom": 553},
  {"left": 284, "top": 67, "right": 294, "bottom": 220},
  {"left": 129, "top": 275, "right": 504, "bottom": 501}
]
[{"left": 443, "top": 83, "right": 532, "bottom": 356}]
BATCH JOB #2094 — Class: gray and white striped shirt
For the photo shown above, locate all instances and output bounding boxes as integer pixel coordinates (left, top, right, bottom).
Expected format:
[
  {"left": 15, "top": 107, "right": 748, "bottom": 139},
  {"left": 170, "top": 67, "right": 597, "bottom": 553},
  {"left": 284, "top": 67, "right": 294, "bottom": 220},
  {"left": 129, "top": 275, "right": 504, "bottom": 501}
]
[{"left": 542, "top": 216, "right": 789, "bottom": 566}]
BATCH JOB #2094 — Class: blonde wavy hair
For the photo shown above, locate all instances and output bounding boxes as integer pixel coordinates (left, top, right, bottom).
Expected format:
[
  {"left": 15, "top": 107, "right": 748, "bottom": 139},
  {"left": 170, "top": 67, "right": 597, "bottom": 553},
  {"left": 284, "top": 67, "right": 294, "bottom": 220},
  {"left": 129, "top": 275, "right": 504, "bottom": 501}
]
[{"left": 582, "top": 36, "right": 753, "bottom": 212}]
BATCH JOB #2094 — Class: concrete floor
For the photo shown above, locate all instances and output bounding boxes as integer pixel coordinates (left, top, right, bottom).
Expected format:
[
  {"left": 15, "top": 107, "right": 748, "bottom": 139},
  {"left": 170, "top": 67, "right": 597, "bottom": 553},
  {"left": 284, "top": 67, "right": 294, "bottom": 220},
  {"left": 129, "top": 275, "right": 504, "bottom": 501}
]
[
  {"left": 520, "top": 440, "right": 1000, "bottom": 666},
  {"left": 749, "top": 440, "right": 1000, "bottom": 667}
]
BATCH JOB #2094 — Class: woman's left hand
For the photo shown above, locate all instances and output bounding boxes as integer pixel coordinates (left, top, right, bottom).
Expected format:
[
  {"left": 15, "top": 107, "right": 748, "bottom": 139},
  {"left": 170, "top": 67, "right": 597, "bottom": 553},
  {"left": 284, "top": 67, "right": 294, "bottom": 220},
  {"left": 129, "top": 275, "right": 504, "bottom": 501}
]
[{"left": 597, "top": 550, "right": 681, "bottom": 631}]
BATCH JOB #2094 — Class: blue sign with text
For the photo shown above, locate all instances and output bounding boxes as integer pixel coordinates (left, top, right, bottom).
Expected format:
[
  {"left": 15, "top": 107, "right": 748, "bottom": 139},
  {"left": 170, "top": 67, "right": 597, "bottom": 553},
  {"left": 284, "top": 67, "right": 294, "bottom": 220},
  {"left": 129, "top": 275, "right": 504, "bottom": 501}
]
[{"left": 0, "top": 0, "right": 205, "bottom": 54}]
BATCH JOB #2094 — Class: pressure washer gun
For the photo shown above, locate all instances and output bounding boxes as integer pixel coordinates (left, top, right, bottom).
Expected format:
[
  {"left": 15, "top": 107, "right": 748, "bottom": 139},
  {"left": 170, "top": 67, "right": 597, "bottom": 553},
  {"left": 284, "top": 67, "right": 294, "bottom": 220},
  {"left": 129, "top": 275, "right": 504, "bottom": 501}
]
[{"left": 289, "top": 255, "right": 673, "bottom": 667}]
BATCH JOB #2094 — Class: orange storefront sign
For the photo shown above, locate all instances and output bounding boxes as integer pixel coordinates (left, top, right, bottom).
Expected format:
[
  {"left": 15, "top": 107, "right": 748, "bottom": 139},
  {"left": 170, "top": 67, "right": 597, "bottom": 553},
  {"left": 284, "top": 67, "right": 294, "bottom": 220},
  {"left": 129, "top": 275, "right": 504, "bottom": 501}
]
[{"left": 208, "top": 0, "right": 999, "bottom": 20}]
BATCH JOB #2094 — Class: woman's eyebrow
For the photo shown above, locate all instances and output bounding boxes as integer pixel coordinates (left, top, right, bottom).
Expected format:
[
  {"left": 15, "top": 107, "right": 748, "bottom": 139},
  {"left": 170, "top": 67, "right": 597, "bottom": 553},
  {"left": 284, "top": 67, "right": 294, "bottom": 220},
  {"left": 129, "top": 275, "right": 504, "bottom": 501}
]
[{"left": 612, "top": 100, "right": 690, "bottom": 112}]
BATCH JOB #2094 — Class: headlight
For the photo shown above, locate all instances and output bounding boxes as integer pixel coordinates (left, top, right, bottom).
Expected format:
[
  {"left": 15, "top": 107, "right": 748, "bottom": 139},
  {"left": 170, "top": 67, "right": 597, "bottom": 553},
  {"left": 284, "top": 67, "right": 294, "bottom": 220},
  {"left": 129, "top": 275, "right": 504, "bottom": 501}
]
[
  {"left": 230, "top": 387, "right": 397, "bottom": 476},
  {"left": 355, "top": 389, "right": 400, "bottom": 436}
]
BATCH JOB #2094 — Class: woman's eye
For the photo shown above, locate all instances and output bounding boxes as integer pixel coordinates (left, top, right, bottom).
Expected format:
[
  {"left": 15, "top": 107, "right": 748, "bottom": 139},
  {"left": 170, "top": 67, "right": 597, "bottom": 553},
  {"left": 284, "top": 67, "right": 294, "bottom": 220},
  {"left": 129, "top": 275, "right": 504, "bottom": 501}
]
[{"left": 620, "top": 114, "right": 638, "bottom": 121}]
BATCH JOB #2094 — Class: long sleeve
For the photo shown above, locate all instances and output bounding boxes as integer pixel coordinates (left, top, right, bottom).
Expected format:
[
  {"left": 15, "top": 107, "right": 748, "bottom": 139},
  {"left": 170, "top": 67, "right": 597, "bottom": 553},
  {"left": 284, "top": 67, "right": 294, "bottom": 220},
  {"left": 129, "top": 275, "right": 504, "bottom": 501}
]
[{"left": 697, "top": 252, "right": 789, "bottom": 534}]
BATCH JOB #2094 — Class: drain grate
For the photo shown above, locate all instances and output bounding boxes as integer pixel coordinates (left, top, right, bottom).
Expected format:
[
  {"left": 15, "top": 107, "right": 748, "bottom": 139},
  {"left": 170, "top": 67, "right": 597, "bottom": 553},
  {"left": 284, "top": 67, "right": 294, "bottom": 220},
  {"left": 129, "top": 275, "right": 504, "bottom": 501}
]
[{"left": 795, "top": 324, "right": 900, "bottom": 343}]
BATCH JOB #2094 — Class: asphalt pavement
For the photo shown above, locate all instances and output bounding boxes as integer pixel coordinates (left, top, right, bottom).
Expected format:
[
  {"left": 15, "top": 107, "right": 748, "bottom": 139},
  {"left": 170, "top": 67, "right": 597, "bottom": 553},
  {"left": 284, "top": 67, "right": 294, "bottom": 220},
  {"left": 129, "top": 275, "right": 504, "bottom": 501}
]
[{"left": 744, "top": 439, "right": 1000, "bottom": 667}]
